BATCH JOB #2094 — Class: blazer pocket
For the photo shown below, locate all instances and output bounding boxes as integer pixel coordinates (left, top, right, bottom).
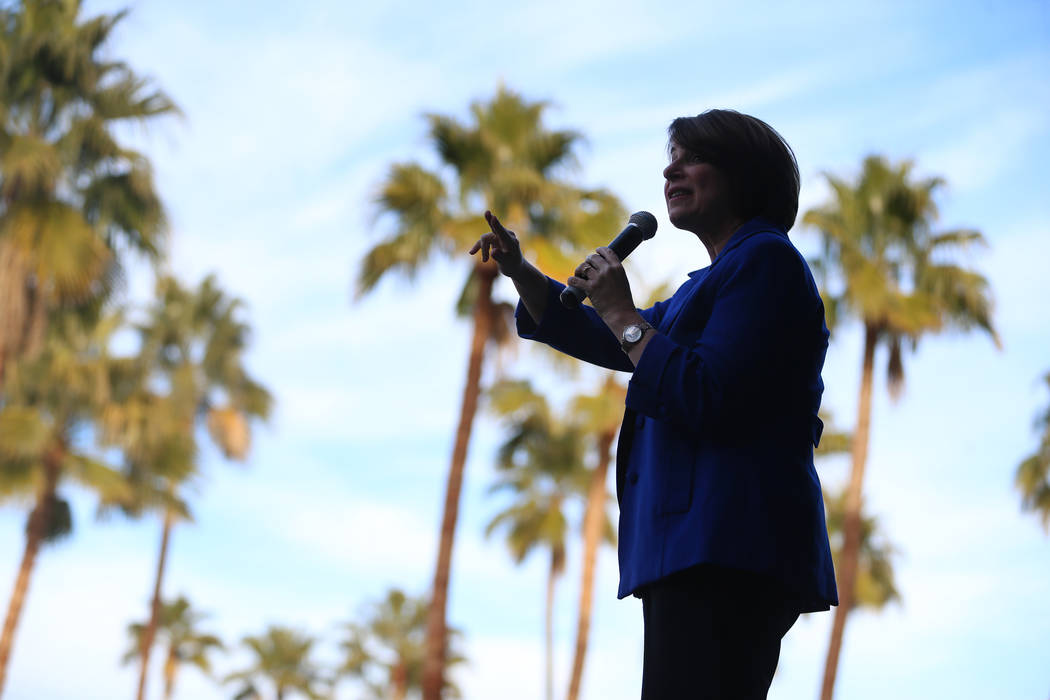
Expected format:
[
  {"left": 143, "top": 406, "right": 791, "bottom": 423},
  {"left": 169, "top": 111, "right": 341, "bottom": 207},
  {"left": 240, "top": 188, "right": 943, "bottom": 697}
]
[{"left": 657, "top": 453, "right": 695, "bottom": 515}]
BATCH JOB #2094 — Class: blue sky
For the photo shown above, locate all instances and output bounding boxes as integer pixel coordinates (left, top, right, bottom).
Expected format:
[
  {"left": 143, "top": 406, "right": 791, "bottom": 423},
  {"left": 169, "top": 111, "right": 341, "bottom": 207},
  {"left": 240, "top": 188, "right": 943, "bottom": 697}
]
[{"left": 1, "top": 1, "right": 1048, "bottom": 698}]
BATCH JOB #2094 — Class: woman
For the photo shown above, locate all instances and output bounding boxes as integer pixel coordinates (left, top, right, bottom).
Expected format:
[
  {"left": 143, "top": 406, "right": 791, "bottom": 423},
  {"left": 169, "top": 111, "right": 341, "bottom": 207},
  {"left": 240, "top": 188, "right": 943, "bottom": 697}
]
[{"left": 470, "top": 109, "right": 837, "bottom": 699}]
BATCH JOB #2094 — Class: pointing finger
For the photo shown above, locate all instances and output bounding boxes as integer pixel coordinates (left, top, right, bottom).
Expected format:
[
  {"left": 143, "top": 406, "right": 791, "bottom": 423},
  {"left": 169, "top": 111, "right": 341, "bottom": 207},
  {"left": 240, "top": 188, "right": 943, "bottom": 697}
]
[
  {"left": 469, "top": 234, "right": 491, "bottom": 257},
  {"left": 485, "top": 210, "right": 514, "bottom": 244}
]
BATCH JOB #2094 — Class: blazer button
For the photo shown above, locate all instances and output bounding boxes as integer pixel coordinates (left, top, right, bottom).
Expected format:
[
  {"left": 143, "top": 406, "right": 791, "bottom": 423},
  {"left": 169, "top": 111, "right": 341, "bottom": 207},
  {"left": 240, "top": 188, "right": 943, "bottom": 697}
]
[{"left": 629, "top": 472, "right": 639, "bottom": 485}]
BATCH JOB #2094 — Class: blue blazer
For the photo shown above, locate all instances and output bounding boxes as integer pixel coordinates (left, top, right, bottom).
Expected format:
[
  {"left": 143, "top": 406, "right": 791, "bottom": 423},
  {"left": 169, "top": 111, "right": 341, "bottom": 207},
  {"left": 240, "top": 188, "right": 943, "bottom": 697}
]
[{"left": 516, "top": 217, "right": 838, "bottom": 612}]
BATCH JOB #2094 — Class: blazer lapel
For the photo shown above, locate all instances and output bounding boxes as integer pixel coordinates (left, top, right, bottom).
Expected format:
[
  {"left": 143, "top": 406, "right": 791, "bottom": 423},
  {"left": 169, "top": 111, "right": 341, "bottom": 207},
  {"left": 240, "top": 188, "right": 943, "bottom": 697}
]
[
  {"left": 658, "top": 218, "right": 786, "bottom": 332},
  {"left": 660, "top": 268, "right": 708, "bottom": 332}
]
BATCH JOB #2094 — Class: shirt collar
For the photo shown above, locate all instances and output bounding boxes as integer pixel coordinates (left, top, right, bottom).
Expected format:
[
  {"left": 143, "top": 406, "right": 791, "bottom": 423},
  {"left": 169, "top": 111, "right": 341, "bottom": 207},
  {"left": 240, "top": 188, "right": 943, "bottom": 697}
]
[{"left": 687, "top": 217, "right": 786, "bottom": 277}]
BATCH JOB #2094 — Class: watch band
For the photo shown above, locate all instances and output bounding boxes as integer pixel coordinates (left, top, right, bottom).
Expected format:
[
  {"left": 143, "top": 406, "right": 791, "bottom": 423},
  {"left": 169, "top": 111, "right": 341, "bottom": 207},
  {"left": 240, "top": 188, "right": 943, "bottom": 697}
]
[{"left": 620, "top": 322, "right": 653, "bottom": 354}]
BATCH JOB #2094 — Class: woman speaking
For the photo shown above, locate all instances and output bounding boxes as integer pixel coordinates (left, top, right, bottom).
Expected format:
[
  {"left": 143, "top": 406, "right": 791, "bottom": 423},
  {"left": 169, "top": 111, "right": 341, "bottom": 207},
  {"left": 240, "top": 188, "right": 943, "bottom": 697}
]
[{"left": 470, "top": 109, "right": 837, "bottom": 699}]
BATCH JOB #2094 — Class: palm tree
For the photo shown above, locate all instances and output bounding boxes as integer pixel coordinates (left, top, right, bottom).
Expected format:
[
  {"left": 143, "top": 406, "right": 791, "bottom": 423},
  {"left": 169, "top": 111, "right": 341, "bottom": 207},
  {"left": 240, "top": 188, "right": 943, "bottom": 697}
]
[
  {"left": 564, "top": 375, "right": 621, "bottom": 700},
  {"left": 557, "top": 284, "right": 668, "bottom": 700},
  {"left": 0, "top": 308, "right": 132, "bottom": 694},
  {"left": 804, "top": 155, "right": 999, "bottom": 700},
  {"left": 0, "top": 0, "right": 176, "bottom": 386},
  {"left": 486, "top": 378, "right": 591, "bottom": 700},
  {"left": 339, "top": 588, "right": 466, "bottom": 700},
  {"left": 99, "top": 359, "right": 194, "bottom": 700},
  {"left": 224, "top": 626, "right": 328, "bottom": 700},
  {"left": 104, "top": 274, "right": 272, "bottom": 700},
  {"left": 1016, "top": 371, "right": 1050, "bottom": 532},
  {"left": 822, "top": 489, "right": 900, "bottom": 611},
  {"left": 812, "top": 410, "right": 854, "bottom": 460},
  {"left": 813, "top": 411, "right": 900, "bottom": 610},
  {"left": 356, "top": 85, "right": 625, "bottom": 700},
  {"left": 122, "top": 595, "right": 224, "bottom": 700}
]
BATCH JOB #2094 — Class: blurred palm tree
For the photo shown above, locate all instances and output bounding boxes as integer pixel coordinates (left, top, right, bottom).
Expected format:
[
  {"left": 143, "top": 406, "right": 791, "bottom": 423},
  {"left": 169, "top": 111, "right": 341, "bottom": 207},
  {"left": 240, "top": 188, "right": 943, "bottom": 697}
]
[
  {"left": 122, "top": 595, "right": 224, "bottom": 700},
  {"left": 0, "top": 309, "right": 132, "bottom": 694},
  {"left": 486, "top": 378, "right": 591, "bottom": 700},
  {"left": 560, "top": 284, "right": 666, "bottom": 700},
  {"left": 823, "top": 489, "right": 900, "bottom": 610},
  {"left": 804, "top": 155, "right": 998, "bottom": 700},
  {"left": 813, "top": 409, "right": 854, "bottom": 460},
  {"left": 815, "top": 409, "right": 899, "bottom": 605},
  {"left": 1015, "top": 371, "right": 1050, "bottom": 532},
  {"left": 338, "top": 588, "right": 465, "bottom": 700},
  {"left": 564, "top": 374, "right": 621, "bottom": 700},
  {"left": 356, "top": 85, "right": 625, "bottom": 700},
  {"left": 102, "top": 274, "right": 272, "bottom": 700},
  {"left": 224, "top": 626, "right": 328, "bottom": 700},
  {"left": 812, "top": 412, "right": 900, "bottom": 629},
  {"left": 0, "top": 0, "right": 176, "bottom": 386}
]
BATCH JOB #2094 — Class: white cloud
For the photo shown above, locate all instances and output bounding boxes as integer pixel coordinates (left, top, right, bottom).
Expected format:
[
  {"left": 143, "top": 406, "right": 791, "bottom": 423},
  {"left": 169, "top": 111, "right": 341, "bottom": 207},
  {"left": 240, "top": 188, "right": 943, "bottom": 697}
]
[
  {"left": 0, "top": 538, "right": 149, "bottom": 700},
  {"left": 977, "top": 220, "right": 1050, "bottom": 336},
  {"left": 903, "top": 50, "right": 1050, "bottom": 134},
  {"left": 920, "top": 107, "right": 1046, "bottom": 193},
  {"left": 457, "top": 626, "right": 645, "bottom": 700}
]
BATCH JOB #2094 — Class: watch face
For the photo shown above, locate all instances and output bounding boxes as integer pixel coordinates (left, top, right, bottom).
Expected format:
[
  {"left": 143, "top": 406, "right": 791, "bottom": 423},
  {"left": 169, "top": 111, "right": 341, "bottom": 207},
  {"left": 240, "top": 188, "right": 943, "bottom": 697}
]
[{"left": 624, "top": 325, "right": 643, "bottom": 343}]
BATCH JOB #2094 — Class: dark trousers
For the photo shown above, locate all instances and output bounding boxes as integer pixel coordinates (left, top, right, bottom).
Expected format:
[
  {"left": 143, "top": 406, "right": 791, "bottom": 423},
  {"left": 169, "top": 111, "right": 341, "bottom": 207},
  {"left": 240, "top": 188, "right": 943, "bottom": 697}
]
[{"left": 640, "top": 564, "right": 801, "bottom": 700}]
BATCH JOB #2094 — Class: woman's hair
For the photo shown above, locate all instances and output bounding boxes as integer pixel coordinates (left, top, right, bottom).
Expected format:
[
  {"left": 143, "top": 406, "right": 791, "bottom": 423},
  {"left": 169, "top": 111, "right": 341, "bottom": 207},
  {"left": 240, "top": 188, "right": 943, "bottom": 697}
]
[{"left": 668, "top": 110, "right": 800, "bottom": 232}]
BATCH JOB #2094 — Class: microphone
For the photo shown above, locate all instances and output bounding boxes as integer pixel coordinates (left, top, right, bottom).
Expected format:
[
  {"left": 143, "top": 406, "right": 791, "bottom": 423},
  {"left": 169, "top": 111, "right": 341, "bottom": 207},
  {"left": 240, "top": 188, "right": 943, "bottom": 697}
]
[{"left": 559, "top": 211, "right": 658, "bottom": 309}]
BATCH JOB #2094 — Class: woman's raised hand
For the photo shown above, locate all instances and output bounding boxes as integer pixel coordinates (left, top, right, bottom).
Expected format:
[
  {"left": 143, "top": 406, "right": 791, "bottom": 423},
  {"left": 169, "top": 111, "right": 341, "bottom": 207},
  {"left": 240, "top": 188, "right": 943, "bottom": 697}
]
[{"left": 469, "top": 211, "right": 524, "bottom": 278}]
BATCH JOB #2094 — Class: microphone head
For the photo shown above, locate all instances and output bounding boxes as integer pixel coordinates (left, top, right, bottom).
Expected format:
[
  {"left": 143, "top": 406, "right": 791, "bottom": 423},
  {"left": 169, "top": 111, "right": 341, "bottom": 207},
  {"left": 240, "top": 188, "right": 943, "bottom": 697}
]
[{"left": 629, "top": 211, "right": 658, "bottom": 240}]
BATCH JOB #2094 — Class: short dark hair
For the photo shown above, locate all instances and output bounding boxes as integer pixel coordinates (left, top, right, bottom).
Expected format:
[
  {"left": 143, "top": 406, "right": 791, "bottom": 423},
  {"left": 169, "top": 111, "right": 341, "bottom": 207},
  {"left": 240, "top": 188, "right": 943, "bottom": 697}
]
[{"left": 668, "top": 110, "right": 800, "bottom": 232}]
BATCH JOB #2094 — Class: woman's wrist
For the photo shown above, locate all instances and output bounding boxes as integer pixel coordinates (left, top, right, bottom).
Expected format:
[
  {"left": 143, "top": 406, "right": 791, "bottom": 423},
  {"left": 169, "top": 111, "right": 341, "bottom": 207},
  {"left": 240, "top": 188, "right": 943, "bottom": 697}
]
[
  {"left": 601, "top": 308, "right": 645, "bottom": 340},
  {"left": 602, "top": 310, "right": 653, "bottom": 367},
  {"left": 512, "top": 260, "right": 549, "bottom": 325},
  {"left": 508, "top": 258, "right": 534, "bottom": 282}
]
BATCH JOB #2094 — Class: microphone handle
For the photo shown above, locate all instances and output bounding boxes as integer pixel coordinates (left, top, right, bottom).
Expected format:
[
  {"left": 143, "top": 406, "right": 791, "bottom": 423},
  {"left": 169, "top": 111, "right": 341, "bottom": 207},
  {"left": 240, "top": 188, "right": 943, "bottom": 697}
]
[{"left": 559, "top": 223, "right": 645, "bottom": 309}]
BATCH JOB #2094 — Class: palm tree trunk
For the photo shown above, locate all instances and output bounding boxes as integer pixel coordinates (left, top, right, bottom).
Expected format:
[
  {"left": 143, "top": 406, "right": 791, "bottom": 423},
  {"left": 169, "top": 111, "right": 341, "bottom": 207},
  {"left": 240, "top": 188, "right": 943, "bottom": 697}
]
[
  {"left": 422, "top": 264, "right": 496, "bottom": 700},
  {"left": 0, "top": 444, "right": 61, "bottom": 698},
  {"left": 0, "top": 238, "right": 22, "bottom": 391},
  {"left": 0, "top": 239, "right": 40, "bottom": 394},
  {"left": 820, "top": 323, "right": 877, "bottom": 700},
  {"left": 136, "top": 507, "right": 175, "bottom": 700},
  {"left": 162, "top": 644, "right": 176, "bottom": 700},
  {"left": 0, "top": 239, "right": 45, "bottom": 394},
  {"left": 566, "top": 429, "right": 614, "bottom": 700},
  {"left": 391, "top": 659, "right": 408, "bottom": 700},
  {"left": 544, "top": 550, "right": 559, "bottom": 700}
]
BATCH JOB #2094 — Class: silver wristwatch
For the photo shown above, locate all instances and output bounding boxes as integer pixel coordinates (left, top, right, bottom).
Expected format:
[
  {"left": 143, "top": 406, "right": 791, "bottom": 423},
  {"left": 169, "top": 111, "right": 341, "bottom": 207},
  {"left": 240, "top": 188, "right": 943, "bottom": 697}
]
[{"left": 620, "top": 322, "right": 652, "bottom": 354}]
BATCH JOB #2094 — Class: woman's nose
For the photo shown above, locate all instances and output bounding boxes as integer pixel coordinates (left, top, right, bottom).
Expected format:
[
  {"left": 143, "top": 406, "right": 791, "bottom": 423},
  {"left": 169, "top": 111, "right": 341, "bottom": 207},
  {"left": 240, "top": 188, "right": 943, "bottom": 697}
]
[{"left": 662, "top": 159, "right": 679, "bottom": 180}]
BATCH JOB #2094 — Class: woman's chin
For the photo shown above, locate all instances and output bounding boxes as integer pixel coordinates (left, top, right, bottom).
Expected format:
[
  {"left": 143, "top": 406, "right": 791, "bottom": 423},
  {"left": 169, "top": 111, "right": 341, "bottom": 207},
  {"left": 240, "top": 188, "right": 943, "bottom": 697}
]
[{"left": 668, "top": 212, "right": 699, "bottom": 233}]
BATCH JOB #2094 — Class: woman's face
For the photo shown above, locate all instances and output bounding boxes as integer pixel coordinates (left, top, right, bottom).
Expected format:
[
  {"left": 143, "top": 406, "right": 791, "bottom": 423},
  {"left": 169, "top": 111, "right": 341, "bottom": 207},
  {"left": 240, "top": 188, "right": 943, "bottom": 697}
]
[{"left": 663, "top": 142, "right": 735, "bottom": 234}]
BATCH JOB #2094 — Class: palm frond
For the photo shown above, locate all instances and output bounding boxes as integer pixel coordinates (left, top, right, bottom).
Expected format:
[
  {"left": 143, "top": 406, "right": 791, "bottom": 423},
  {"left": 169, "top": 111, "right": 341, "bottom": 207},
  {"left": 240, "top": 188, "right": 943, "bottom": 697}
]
[
  {"left": 0, "top": 132, "right": 61, "bottom": 198},
  {"left": 4, "top": 200, "right": 111, "bottom": 303},
  {"left": 63, "top": 449, "right": 124, "bottom": 491},
  {"left": 802, "top": 155, "right": 1000, "bottom": 401},
  {"left": 0, "top": 406, "right": 51, "bottom": 460}
]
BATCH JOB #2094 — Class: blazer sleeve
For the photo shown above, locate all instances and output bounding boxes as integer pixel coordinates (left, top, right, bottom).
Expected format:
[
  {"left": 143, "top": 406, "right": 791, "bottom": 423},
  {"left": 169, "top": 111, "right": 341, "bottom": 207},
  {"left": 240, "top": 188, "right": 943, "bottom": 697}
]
[
  {"left": 624, "top": 234, "right": 811, "bottom": 433},
  {"left": 515, "top": 276, "right": 668, "bottom": 372}
]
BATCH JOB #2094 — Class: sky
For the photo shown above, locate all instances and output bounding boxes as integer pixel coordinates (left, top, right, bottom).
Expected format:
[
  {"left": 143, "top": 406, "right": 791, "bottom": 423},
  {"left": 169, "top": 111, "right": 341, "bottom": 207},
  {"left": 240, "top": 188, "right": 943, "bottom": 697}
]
[{"left": 1, "top": 0, "right": 1049, "bottom": 699}]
